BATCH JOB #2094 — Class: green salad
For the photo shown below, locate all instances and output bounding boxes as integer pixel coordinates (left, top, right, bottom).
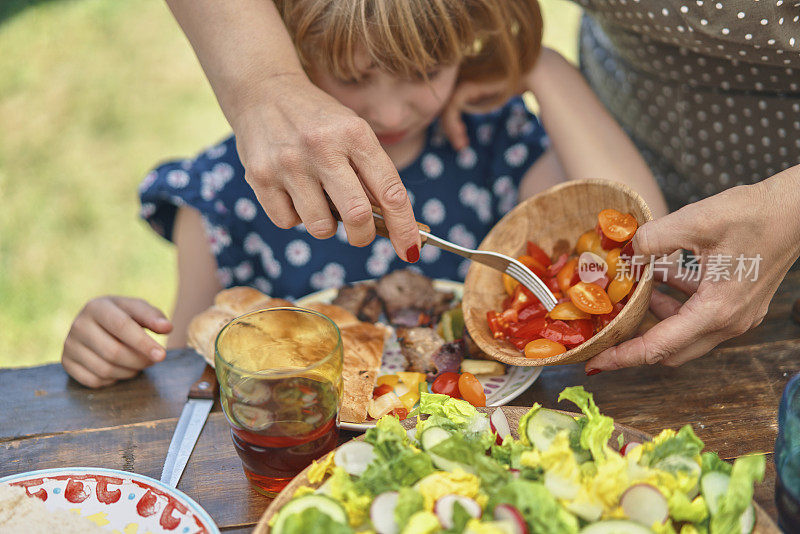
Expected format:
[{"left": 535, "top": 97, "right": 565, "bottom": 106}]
[{"left": 270, "top": 387, "right": 765, "bottom": 534}]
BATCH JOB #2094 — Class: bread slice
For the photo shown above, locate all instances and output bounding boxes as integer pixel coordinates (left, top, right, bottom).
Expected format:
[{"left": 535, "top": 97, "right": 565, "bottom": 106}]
[
  {"left": 338, "top": 322, "right": 388, "bottom": 423},
  {"left": 0, "top": 484, "right": 106, "bottom": 533},
  {"left": 187, "top": 305, "right": 235, "bottom": 363}
]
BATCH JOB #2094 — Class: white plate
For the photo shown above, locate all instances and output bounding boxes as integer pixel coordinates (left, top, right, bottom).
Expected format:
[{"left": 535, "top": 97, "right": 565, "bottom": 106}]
[
  {"left": 0, "top": 467, "right": 219, "bottom": 533},
  {"left": 296, "top": 279, "right": 542, "bottom": 431}
]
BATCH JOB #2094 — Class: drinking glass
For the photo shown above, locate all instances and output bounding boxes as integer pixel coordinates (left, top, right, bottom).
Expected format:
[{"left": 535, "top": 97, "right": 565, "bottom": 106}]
[
  {"left": 215, "top": 307, "right": 343, "bottom": 496},
  {"left": 776, "top": 371, "right": 800, "bottom": 532}
]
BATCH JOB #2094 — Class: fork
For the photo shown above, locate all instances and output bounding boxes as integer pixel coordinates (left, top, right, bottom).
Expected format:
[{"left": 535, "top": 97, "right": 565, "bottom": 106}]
[{"left": 329, "top": 204, "right": 558, "bottom": 311}]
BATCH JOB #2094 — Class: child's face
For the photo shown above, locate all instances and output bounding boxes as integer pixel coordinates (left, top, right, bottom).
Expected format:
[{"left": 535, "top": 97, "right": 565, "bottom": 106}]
[{"left": 308, "top": 48, "right": 459, "bottom": 150}]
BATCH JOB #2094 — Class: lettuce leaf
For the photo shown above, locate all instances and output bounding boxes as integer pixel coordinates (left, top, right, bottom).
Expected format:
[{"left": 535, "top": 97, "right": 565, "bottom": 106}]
[
  {"left": 701, "top": 452, "right": 732, "bottom": 475},
  {"left": 557, "top": 386, "right": 614, "bottom": 462},
  {"left": 491, "top": 436, "right": 530, "bottom": 469},
  {"left": 280, "top": 508, "right": 354, "bottom": 534},
  {"left": 365, "top": 415, "right": 409, "bottom": 462},
  {"left": 355, "top": 448, "right": 435, "bottom": 495},
  {"left": 487, "top": 479, "right": 579, "bottom": 534},
  {"left": 430, "top": 433, "right": 511, "bottom": 491},
  {"left": 709, "top": 454, "right": 765, "bottom": 534},
  {"left": 641, "top": 425, "right": 704, "bottom": 466},
  {"left": 413, "top": 392, "right": 481, "bottom": 425},
  {"left": 668, "top": 492, "right": 709, "bottom": 523},
  {"left": 394, "top": 487, "right": 425, "bottom": 527}
]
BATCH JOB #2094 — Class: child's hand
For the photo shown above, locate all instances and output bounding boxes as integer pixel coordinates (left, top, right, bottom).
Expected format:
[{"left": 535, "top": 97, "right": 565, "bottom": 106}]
[
  {"left": 441, "top": 79, "right": 516, "bottom": 151},
  {"left": 62, "top": 296, "right": 173, "bottom": 388}
]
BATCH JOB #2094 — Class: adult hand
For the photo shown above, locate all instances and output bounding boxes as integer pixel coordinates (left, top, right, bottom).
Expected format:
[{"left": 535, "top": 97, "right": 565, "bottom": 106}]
[
  {"left": 62, "top": 297, "right": 173, "bottom": 388},
  {"left": 231, "top": 73, "right": 421, "bottom": 261},
  {"left": 585, "top": 168, "right": 800, "bottom": 372}
]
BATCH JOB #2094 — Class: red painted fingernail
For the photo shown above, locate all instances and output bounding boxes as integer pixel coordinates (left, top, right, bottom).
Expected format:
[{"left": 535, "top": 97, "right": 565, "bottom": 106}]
[
  {"left": 586, "top": 368, "right": 602, "bottom": 376},
  {"left": 406, "top": 244, "right": 420, "bottom": 263}
]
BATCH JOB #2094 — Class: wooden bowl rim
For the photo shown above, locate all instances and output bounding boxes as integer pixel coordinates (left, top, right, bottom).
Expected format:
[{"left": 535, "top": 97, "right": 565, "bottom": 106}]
[{"left": 463, "top": 179, "right": 654, "bottom": 367}]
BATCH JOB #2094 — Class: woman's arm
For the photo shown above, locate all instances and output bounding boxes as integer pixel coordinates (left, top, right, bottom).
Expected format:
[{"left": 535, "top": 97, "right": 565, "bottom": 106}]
[
  {"left": 167, "top": 207, "right": 223, "bottom": 349},
  {"left": 522, "top": 48, "right": 668, "bottom": 217},
  {"left": 163, "top": 0, "right": 420, "bottom": 261}
]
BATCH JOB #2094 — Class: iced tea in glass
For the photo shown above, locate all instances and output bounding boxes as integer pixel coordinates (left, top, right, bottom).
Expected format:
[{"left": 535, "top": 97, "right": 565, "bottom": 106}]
[{"left": 215, "top": 307, "right": 342, "bottom": 496}]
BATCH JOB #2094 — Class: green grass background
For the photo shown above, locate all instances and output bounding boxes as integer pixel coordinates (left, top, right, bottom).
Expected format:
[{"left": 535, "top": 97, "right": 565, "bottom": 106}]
[{"left": 0, "top": 0, "right": 581, "bottom": 368}]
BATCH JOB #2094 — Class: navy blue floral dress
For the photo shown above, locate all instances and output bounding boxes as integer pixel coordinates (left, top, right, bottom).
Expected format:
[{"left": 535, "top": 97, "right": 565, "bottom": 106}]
[{"left": 139, "top": 97, "right": 547, "bottom": 300}]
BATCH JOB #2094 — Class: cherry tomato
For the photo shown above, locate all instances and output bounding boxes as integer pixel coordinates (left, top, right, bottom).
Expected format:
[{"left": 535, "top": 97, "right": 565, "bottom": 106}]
[
  {"left": 557, "top": 257, "right": 579, "bottom": 292},
  {"left": 432, "top": 372, "right": 461, "bottom": 398},
  {"left": 606, "top": 247, "right": 623, "bottom": 276},
  {"left": 545, "top": 276, "right": 561, "bottom": 293},
  {"left": 500, "top": 308, "right": 518, "bottom": 323},
  {"left": 518, "top": 301, "right": 547, "bottom": 321},
  {"left": 389, "top": 407, "right": 409, "bottom": 420},
  {"left": 576, "top": 230, "right": 607, "bottom": 258},
  {"left": 517, "top": 255, "right": 547, "bottom": 278},
  {"left": 524, "top": 339, "right": 567, "bottom": 359},
  {"left": 594, "top": 302, "right": 625, "bottom": 330},
  {"left": 502, "top": 273, "right": 518, "bottom": 296},
  {"left": 526, "top": 241, "right": 552, "bottom": 267},
  {"left": 508, "top": 285, "right": 534, "bottom": 312},
  {"left": 569, "top": 319, "right": 595, "bottom": 346},
  {"left": 607, "top": 275, "right": 635, "bottom": 304},
  {"left": 507, "top": 316, "right": 548, "bottom": 343},
  {"left": 548, "top": 301, "right": 590, "bottom": 321},
  {"left": 458, "top": 372, "right": 486, "bottom": 407},
  {"left": 598, "top": 209, "right": 638, "bottom": 242},
  {"left": 373, "top": 384, "right": 393, "bottom": 398},
  {"left": 567, "top": 282, "right": 613, "bottom": 315}
]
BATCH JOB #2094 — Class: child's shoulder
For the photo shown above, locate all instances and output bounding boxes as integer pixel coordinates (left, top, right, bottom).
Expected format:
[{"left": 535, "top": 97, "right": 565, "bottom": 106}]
[{"left": 461, "top": 95, "right": 543, "bottom": 146}]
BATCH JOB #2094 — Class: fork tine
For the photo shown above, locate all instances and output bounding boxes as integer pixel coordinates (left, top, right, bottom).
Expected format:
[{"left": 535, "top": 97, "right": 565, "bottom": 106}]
[{"left": 505, "top": 261, "right": 558, "bottom": 310}]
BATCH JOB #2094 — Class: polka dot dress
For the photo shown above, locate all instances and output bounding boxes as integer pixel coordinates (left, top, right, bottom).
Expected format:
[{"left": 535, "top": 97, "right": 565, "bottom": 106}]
[
  {"left": 139, "top": 97, "right": 547, "bottom": 299},
  {"left": 573, "top": 0, "right": 800, "bottom": 210}
]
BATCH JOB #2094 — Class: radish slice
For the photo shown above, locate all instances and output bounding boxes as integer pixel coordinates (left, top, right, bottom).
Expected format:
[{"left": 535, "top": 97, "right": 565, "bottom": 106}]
[
  {"left": 490, "top": 409, "right": 512, "bottom": 444},
  {"left": 544, "top": 471, "right": 580, "bottom": 500},
  {"left": 371, "top": 491, "right": 400, "bottom": 534},
  {"left": 619, "top": 484, "right": 669, "bottom": 526},
  {"left": 334, "top": 441, "right": 376, "bottom": 477},
  {"left": 493, "top": 504, "right": 528, "bottom": 534},
  {"left": 435, "top": 494, "right": 482, "bottom": 528},
  {"left": 619, "top": 442, "right": 641, "bottom": 456},
  {"left": 509, "top": 468, "right": 521, "bottom": 479}
]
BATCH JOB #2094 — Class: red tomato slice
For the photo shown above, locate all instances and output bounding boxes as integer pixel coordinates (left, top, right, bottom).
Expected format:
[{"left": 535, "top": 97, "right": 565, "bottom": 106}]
[
  {"left": 458, "top": 372, "right": 486, "bottom": 407},
  {"left": 590, "top": 273, "right": 611, "bottom": 290},
  {"left": 594, "top": 302, "right": 625, "bottom": 330},
  {"left": 389, "top": 407, "right": 409, "bottom": 420},
  {"left": 567, "top": 282, "right": 613, "bottom": 315},
  {"left": 545, "top": 276, "right": 561, "bottom": 293},
  {"left": 487, "top": 311, "right": 506, "bottom": 339},
  {"left": 518, "top": 301, "right": 547, "bottom": 321},
  {"left": 557, "top": 257, "right": 579, "bottom": 293},
  {"left": 507, "top": 316, "right": 548, "bottom": 342},
  {"left": 569, "top": 319, "right": 595, "bottom": 346},
  {"left": 517, "top": 255, "right": 547, "bottom": 278},
  {"left": 526, "top": 241, "right": 552, "bottom": 267},
  {"left": 598, "top": 209, "right": 638, "bottom": 242},
  {"left": 431, "top": 372, "right": 461, "bottom": 398},
  {"left": 524, "top": 338, "right": 567, "bottom": 359},
  {"left": 541, "top": 320, "right": 590, "bottom": 347},
  {"left": 373, "top": 384, "right": 393, "bottom": 398}
]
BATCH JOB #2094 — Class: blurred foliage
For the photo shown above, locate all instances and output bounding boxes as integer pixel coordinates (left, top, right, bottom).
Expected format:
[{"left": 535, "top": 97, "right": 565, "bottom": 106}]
[{"left": 0, "top": 0, "right": 580, "bottom": 368}]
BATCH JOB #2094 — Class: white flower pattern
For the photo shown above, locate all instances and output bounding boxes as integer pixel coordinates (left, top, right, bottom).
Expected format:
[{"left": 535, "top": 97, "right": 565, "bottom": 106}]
[
  {"left": 234, "top": 198, "right": 257, "bottom": 221},
  {"left": 310, "top": 263, "right": 346, "bottom": 289},
  {"left": 421, "top": 198, "right": 446, "bottom": 226},
  {"left": 285, "top": 239, "right": 312, "bottom": 266}
]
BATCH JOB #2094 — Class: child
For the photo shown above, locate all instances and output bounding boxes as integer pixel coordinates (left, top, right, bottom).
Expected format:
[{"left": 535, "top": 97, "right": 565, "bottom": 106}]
[{"left": 61, "top": 0, "right": 667, "bottom": 387}]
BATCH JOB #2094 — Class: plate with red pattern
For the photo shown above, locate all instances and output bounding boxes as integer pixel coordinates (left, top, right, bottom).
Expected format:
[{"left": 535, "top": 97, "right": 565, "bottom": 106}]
[{"left": 0, "top": 467, "right": 219, "bottom": 533}]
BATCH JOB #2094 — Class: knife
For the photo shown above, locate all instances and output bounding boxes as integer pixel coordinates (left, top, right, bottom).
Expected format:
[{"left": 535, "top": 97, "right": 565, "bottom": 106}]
[{"left": 160, "top": 364, "right": 218, "bottom": 488}]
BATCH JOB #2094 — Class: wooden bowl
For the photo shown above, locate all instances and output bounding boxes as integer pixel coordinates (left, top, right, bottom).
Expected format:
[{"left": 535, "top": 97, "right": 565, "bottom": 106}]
[
  {"left": 463, "top": 179, "right": 654, "bottom": 366},
  {"left": 255, "top": 406, "right": 779, "bottom": 533}
]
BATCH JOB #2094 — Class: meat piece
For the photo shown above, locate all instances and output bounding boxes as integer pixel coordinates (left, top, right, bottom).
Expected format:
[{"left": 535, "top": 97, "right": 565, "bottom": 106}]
[
  {"left": 431, "top": 290, "right": 456, "bottom": 318},
  {"left": 332, "top": 281, "right": 383, "bottom": 323},
  {"left": 388, "top": 308, "right": 427, "bottom": 328},
  {"left": 359, "top": 293, "right": 383, "bottom": 323},
  {"left": 376, "top": 269, "right": 439, "bottom": 315},
  {"left": 397, "top": 327, "right": 445, "bottom": 373},
  {"left": 430, "top": 340, "right": 465, "bottom": 379}
]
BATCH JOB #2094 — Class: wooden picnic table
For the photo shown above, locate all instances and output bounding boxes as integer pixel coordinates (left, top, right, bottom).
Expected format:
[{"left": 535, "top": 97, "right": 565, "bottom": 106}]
[{"left": 2, "top": 271, "right": 800, "bottom": 532}]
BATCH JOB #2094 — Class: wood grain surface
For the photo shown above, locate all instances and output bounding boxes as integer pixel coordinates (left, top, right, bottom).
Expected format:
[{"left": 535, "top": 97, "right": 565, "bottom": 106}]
[
  {"left": 2, "top": 270, "right": 799, "bottom": 532},
  {"left": 463, "top": 179, "right": 654, "bottom": 366}
]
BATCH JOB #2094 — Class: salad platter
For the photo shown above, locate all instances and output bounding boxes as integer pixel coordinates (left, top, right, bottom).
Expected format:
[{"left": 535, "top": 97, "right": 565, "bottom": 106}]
[{"left": 256, "top": 388, "right": 777, "bottom": 534}]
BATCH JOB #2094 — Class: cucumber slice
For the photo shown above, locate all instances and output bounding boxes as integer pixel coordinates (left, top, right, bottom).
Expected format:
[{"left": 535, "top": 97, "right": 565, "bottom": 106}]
[
  {"left": 420, "top": 427, "right": 452, "bottom": 451},
  {"left": 526, "top": 409, "right": 580, "bottom": 452},
  {"left": 701, "top": 471, "right": 730, "bottom": 515},
  {"left": 701, "top": 471, "right": 755, "bottom": 533},
  {"left": 579, "top": 520, "right": 654, "bottom": 533},
  {"left": 419, "top": 426, "right": 472, "bottom": 472},
  {"left": 271, "top": 495, "right": 348, "bottom": 534}
]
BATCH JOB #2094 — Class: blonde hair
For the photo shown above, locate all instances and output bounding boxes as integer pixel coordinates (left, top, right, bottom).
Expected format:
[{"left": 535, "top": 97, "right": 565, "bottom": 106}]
[{"left": 275, "top": 0, "right": 543, "bottom": 102}]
